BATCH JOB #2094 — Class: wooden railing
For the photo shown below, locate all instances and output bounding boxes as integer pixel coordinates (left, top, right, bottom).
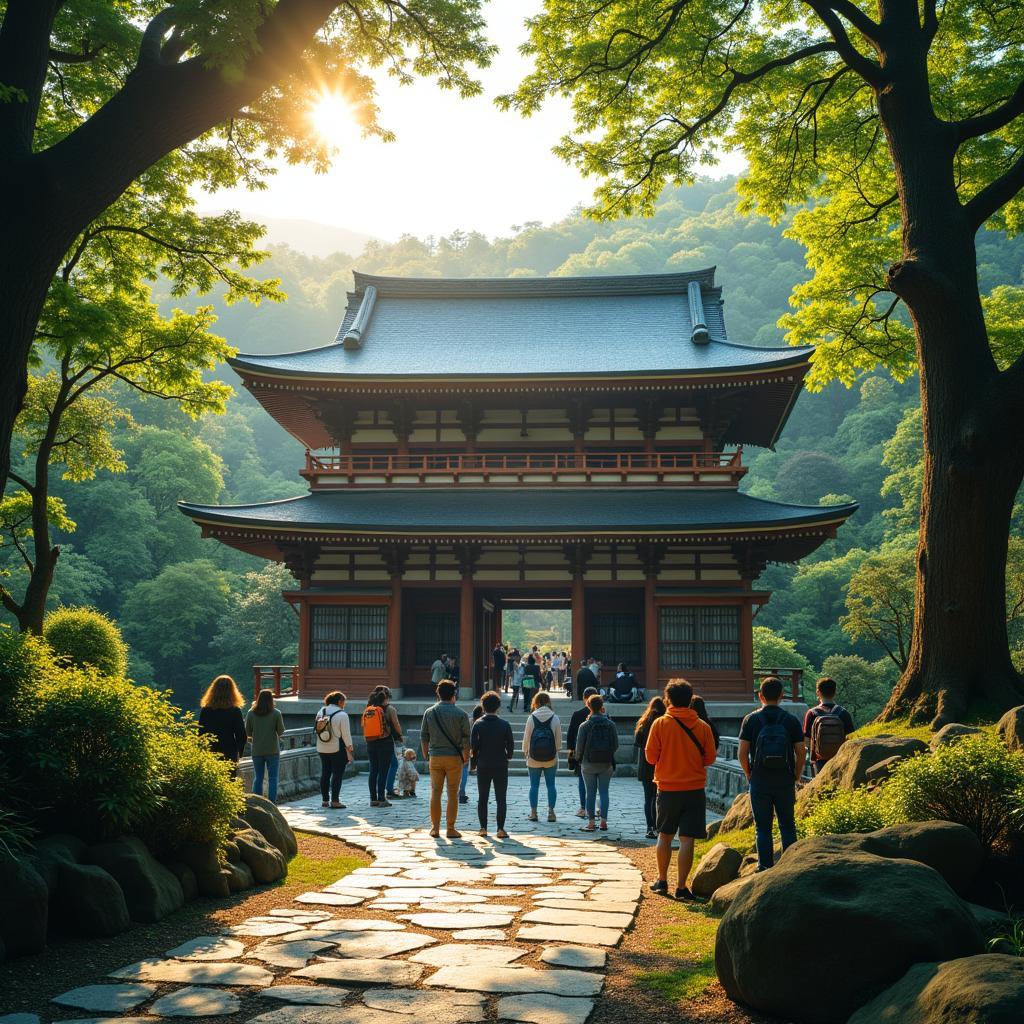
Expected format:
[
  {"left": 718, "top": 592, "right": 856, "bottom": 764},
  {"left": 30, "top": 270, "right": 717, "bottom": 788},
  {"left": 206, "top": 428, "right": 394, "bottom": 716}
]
[
  {"left": 752, "top": 667, "right": 804, "bottom": 701},
  {"left": 253, "top": 665, "right": 300, "bottom": 698},
  {"left": 302, "top": 448, "right": 745, "bottom": 487}
]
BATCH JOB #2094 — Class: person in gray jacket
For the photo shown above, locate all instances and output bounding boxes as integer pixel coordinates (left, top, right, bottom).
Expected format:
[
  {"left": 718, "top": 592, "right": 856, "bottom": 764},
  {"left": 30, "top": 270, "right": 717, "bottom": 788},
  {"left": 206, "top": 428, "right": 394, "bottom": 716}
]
[
  {"left": 574, "top": 693, "right": 619, "bottom": 832},
  {"left": 420, "top": 680, "right": 471, "bottom": 838}
]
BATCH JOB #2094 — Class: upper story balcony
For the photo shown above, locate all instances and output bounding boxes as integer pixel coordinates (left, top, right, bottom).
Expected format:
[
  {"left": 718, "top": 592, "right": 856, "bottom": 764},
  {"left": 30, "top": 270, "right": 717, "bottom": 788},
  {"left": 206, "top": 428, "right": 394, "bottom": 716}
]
[{"left": 301, "top": 448, "right": 746, "bottom": 488}]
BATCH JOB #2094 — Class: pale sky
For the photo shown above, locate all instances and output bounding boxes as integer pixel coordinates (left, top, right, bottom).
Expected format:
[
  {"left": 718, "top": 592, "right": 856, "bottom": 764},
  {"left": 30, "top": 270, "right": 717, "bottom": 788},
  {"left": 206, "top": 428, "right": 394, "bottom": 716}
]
[{"left": 201, "top": 2, "right": 741, "bottom": 241}]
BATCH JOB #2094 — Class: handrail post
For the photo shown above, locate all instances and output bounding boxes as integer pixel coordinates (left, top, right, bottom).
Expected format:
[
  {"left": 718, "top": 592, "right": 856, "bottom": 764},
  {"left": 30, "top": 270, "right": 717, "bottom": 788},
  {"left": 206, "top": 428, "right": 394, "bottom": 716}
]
[
  {"left": 253, "top": 666, "right": 261, "bottom": 701},
  {"left": 273, "top": 666, "right": 282, "bottom": 697}
]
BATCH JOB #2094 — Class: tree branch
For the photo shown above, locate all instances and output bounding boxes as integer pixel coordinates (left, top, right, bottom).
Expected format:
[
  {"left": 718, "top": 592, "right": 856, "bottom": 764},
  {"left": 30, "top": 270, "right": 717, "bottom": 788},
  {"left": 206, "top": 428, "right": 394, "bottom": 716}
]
[
  {"left": 823, "top": 0, "right": 883, "bottom": 45},
  {"left": 964, "top": 149, "right": 1024, "bottom": 230},
  {"left": 803, "top": 1, "right": 885, "bottom": 87},
  {"left": 0, "top": 585, "right": 23, "bottom": 619},
  {"left": 952, "top": 80, "right": 1024, "bottom": 144},
  {"left": 48, "top": 44, "right": 103, "bottom": 65},
  {"left": 7, "top": 471, "right": 35, "bottom": 494}
]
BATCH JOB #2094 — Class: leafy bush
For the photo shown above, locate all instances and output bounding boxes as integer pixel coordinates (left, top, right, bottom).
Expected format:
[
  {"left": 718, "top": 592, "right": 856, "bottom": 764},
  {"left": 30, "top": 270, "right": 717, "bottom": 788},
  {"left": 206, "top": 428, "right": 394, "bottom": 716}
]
[
  {"left": 801, "top": 786, "right": 888, "bottom": 836},
  {"left": 140, "top": 730, "right": 244, "bottom": 855},
  {"left": 43, "top": 605, "right": 129, "bottom": 677},
  {"left": 884, "top": 735, "right": 1024, "bottom": 852}
]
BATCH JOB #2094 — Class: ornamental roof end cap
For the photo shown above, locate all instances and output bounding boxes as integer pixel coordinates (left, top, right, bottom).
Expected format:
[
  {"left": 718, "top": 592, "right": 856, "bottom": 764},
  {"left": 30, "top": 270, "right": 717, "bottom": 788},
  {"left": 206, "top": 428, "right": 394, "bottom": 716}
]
[
  {"left": 341, "top": 284, "right": 377, "bottom": 350},
  {"left": 688, "top": 280, "right": 710, "bottom": 345}
]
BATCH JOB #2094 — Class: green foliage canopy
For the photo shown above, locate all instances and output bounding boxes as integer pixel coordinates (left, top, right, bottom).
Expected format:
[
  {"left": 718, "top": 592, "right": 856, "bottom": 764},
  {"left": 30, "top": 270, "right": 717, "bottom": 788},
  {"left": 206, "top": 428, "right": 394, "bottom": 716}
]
[{"left": 43, "top": 605, "right": 129, "bottom": 678}]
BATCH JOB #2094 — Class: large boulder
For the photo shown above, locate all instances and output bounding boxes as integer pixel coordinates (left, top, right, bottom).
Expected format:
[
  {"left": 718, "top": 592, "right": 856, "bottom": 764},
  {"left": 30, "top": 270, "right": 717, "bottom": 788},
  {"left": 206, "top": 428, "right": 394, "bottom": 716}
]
[
  {"left": 241, "top": 794, "right": 297, "bottom": 858},
  {"left": 997, "top": 705, "right": 1024, "bottom": 753},
  {"left": 690, "top": 843, "right": 742, "bottom": 899},
  {"left": 29, "top": 833, "right": 88, "bottom": 896},
  {"left": 54, "top": 860, "right": 130, "bottom": 937},
  {"left": 234, "top": 828, "right": 286, "bottom": 884},
  {"left": 87, "top": 836, "right": 184, "bottom": 923},
  {"left": 797, "top": 735, "right": 928, "bottom": 814},
  {"left": 779, "top": 820, "right": 984, "bottom": 895},
  {"left": 718, "top": 792, "right": 753, "bottom": 834},
  {"left": 163, "top": 861, "right": 199, "bottom": 902},
  {"left": 714, "top": 846, "right": 983, "bottom": 1024},
  {"left": 847, "top": 954, "right": 1024, "bottom": 1024},
  {"left": 929, "top": 723, "right": 984, "bottom": 750},
  {"left": 708, "top": 874, "right": 756, "bottom": 916},
  {"left": 177, "top": 841, "right": 230, "bottom": 899},
  {"left": 226, "top": 860, "right": 255, "bottom": 892},
  {"left": 0, "top": 856, "right": 49, "bottom": 956}
]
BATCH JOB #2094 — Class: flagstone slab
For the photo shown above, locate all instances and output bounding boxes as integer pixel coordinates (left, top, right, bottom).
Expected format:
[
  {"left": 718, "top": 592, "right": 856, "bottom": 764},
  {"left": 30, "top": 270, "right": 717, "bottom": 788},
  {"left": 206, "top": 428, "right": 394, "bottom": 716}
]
[
  {"left": 228, "top": 920, "right": 308, "bottom": 937},
  {"left": 451, "top": 929, "right": 507, "bottom": 941},
  {"left": 424, "top": 966, "right": 602, "bottom": 997},
  {"left": 292, "top": 958, "right": 424, "bottom": 986},
  {"left": 496, "top": 994, "right": 595, "bottom": 1024},
  {"left": 411, "top": 891, "right": 488, "bottom": 904},
  {"left": 362, "top": 989, "right": 485, "bottom": 1023},
  {"left": 294, "top": 892, "right": 366, "bottom": 907},
  {"left": 250, "top": 940, "right": 337, "bottom": 968},
  {"left": 317, "top": 931, "right": 436, "bottom": 957},
  {"left": 516, "top": 925, "right": 622, "bottom": 948},
  {"left": 248, "top": 1008, "right": 394, "bottom": 1024},
  {"left": 52, "top": 984, "right": 155, "bottom": 1012},
  {"left": 149, "top": 986, "right": 240, "bottom": 1017},
  {"left": 260, "top": 986, "right": 351, "bottom": 1006},
  {"left": 268, "top": 909, "right": 334, "bottom": 922},
  {"left": 309, "top": 918, "right": 405, "bottom": 932},
  {"left": 321, "top": 885, "right": 381, "bottom": 898},
  {"left": 530, "top": 899, "right": 637, "bottom": 916},
  {"left": 111, "top": 960, "right": 273, "bottom": 987},
  {"left": 521, "top": 908, "right": 633, "bottom": 929},
  {"left": 491, "top": 877, "right": 554, "bottom": 887},
  {"left": 409, "top": 943, "right": 528, "bottom": 967},
  {"left": 539, "top": 947, "right": 607, "bottom": 969},
  {"left": 451, "top": 887, "right": 525, "bottom": 897},
  {"left": 399, "top": 912, "right": 513, "bottom": 929},
  {"left": 166, "top": 936, "right": 246, "bottom": 961}
]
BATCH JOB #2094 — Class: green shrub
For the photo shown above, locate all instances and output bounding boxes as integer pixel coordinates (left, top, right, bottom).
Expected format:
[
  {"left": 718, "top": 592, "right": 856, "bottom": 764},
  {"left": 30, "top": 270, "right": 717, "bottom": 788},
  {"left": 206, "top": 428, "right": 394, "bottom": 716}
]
[
  {"left": 43, "top": 605, "right": 129, "bottom": 678},
  {"left": 140, "top": 729, "right": 244, "bottom": 855},
  {"left": 884, "top": 735, "right": 1024, "bottom": 852},
  {"left": 801, "top": 786, "right": 889, "bottom": 836}
]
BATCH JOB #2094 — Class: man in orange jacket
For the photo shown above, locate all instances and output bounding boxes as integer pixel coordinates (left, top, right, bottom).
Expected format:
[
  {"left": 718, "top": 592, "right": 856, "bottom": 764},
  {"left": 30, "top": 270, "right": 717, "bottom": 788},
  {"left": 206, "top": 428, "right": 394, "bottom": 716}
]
[{"left": 644, "top": 679, "right": 717, "bottom": 900}]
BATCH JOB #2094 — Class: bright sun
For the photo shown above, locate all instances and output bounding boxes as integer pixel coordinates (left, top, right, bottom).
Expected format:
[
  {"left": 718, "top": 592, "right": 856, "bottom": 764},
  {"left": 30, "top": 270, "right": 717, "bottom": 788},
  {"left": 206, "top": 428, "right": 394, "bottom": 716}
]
[{"left": 310, "top": 93, "right": 362, "bottom": 149}]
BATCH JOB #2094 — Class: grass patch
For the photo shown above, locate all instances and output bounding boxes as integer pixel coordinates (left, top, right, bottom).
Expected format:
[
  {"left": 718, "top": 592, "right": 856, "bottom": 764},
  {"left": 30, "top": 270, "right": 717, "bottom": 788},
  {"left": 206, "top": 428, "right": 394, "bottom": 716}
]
[
  {"left": 281, "top": 831, "right": 365, "bottom": 888},
  {"left": 637, "top": 903, "right": 720, "bottom": 1000},
  {"left": 853, "top": 717, "right": 999, "bottom": 744}
]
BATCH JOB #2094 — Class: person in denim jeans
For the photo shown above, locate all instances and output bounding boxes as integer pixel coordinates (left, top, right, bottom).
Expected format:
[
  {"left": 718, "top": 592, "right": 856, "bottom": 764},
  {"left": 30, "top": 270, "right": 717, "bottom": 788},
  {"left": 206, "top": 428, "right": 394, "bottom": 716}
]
[
  {"left": 522, "top": 691, "right": 561, "bottom": 822},
  {"left": 738, "top": 676, "right": 806, "bottom": 870},
  {"left": 575, "top": 693, "right": 619, "bottom": 831},
  {"left": 245, "top": 689, "right": 285, "bottom": 803},
  {"left": 566, "top": 686, "right": 598, "bottom": 818}
]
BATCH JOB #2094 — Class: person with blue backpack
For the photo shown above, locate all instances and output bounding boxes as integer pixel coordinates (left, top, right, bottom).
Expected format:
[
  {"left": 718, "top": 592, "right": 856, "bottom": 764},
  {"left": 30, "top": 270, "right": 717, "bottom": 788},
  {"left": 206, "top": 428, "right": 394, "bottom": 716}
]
[
  {"left": 738, "top": 676, "right": 806, "bottom": 870},
  {"left": 574, "top": 693, "right": 619, "bottom": 831},
  {"left": 522, "top": 690, "right": 562, "bottom": 822}
]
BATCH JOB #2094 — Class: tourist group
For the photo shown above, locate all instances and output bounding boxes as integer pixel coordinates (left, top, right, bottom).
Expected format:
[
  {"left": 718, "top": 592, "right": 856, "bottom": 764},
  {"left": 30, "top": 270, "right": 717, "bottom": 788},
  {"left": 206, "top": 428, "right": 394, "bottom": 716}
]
[{"left": 197, "top": 667, "right": 854, "bottom": 902}]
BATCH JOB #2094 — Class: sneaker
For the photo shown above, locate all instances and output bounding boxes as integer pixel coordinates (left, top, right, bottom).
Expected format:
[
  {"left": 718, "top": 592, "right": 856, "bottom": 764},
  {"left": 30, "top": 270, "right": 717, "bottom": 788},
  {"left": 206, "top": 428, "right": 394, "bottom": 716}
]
[
  {"left": 599, "top": 820, "right": 608, "bottom": 830},
  {"left": 386, "top": 790, "right": 399, "bottom": 799},
  {"left": 321, "top": 801, "right": 329, "bottom": 808},
  {"left": 675, "top": 887, "right": 698, "bottom": 902},
  {"left": 379, "top": 800, "right": 393, "bottom": 808},
  {"left": 496, "top": 829, "right": 509, "bottom": 839},
  {"left": 477, "top": 828, "right": 488, "bottom": 836},
  {"left": 650, "top": 879, "right": 669, "bottom": 896},
  {"left": 580, "top": 822, "right": 596, "bottom": 832},
  {"left": 459, "top": 794, "right": 469, "bottom": 804},
  {"left": 547, "top": 809, "right": 557, "bottom": 822},
  {"left": 369, "top": 800, "right": 381, "bottom": 807},
  {"left": 575, "top": 807, "right": 587, "bottom": 819},
  {"left": 329, "top": 802, "right": 346, "bottom": 809},
  {"left": 527, "top": 811, "right": 538, "bottom": 822},
  {"left": 645, "top": 828, "right": 657, "bottom": 839}
]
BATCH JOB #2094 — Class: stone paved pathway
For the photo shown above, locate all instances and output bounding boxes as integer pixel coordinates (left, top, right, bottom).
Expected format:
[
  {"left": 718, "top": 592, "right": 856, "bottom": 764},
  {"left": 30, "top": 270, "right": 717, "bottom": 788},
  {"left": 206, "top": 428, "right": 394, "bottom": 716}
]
[{"left": 19, "top": 789, "right": 647, "bottom": 1024}]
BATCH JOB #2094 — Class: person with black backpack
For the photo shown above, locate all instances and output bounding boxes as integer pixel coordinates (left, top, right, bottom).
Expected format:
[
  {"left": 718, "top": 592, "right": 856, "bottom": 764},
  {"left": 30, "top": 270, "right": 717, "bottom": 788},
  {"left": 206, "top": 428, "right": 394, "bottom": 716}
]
[
  {"left": 574, "top": 693, "right": 619, "bottom": 832},
  {"left": 522, "top": 690, "right": 562, "bottom": 822},
  {"left": 803, "top": 676, "right": 854, "bottom": 775},
  {"left": 738, "top": 676, "right": 806, "bottom": 870}
]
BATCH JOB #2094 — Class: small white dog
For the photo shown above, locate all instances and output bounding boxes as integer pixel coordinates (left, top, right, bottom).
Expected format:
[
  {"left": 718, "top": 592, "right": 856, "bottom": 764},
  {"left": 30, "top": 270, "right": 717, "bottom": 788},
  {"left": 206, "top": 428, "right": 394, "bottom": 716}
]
[{"left": 395, "top": 747, "right": 419, "bottom": 797}]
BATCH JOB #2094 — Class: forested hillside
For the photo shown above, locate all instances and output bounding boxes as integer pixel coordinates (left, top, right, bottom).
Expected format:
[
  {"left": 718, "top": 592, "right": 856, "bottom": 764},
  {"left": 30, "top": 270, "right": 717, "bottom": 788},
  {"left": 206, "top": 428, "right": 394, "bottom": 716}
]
[{"left": 5, "top": 177, "right": 1022, "bottom": 711}]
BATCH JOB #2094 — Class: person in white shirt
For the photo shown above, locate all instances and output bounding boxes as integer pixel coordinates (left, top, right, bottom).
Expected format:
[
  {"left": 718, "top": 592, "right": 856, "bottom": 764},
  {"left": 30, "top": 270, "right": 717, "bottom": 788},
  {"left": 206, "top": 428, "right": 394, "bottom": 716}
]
[{"left": 315, "top": 691, "right": 353, "bottom": 809}]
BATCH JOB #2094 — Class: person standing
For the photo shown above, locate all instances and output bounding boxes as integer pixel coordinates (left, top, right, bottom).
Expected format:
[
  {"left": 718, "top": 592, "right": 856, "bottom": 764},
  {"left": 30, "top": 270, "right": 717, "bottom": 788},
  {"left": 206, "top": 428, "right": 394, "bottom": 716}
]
[
  {"left": 523, "top": 690, "right": 561, "bottom": 822},
  {"left": 521, "top": 653, "right": 540, "bottom": 708},
  {"left": 492, "top": 643, "right": 507, "bottom": 691},
  {"left": 430, "top": 653, "right": 449, "bottom": 686},
  {"left": 447, "top": 655, "right": 461, "bottom": 698},
  {"left": 373, "top": 686, "right": 405, "bottom": 799},
  {"left": 315, "top": 691, "right": 353, "bottom": 809},
  {"left": 246, "top": 689, "right": 285, "bottom": 803},
  {"left": 420, "top": 680, "right": 471, "bottom": 838},
  {"left": 635, "top": 695, "right": 667, "bottom": 838},
  {"left": 644, "top": 680, "right": 716, "bottom": 900},
  {"left": 802, "top": 676, "right": 854, "bottom": 775},
  {"left": 739, "top": 676, "right": 806, "bottom": 870},
  {"left": 459, "top": 703, "right": 483, "bottom": 804},
  {"left": 691, "top": 695, "right": 721, "bottom": 752},
  {"left": 362, "top": 688, "right": 397, "bottom": 808},
  {"left": 471, "top": 690, "right": 514, "bottom": 837},
  {"left": 198, "top": 675, "right": 248, "bottom": 773},
  {"left": 574, "top": 693, "right": 619, "bottom": 831},
  {"left": 566, "top": 685, "right": 598, "bottom": 818},
  {"left": 508, "top": 653, "right": 524, "bottom": 711},
  {"left": 575, "top": 657, "right": 598, "bottom": 698}
]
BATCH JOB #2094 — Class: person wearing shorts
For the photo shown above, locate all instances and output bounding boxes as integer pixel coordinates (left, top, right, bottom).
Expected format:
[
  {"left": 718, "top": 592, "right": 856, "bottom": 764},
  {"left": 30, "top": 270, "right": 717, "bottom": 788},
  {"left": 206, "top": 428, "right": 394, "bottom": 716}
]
[{"left": 644, "top": 680, "right": 716, "bottom": 901}]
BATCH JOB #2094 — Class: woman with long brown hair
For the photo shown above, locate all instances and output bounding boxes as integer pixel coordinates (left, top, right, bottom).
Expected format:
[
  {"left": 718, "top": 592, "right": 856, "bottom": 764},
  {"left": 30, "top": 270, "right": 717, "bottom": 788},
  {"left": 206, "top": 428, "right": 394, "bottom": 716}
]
[
  {"left": 245, "top": 689, "right": 285, "bottom": 802},
  {"left": 198, "top": 675, "right": 247, "bottom": 771},
  {"left": 635, "top": 695, "right": 667, "bottom": 838}
]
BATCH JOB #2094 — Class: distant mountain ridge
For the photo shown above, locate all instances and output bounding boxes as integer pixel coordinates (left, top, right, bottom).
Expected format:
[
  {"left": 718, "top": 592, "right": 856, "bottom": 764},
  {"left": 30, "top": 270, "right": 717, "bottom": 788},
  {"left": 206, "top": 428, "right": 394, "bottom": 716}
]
[{"left": 240, "top": 213, "right": 380, "bottom": 258}]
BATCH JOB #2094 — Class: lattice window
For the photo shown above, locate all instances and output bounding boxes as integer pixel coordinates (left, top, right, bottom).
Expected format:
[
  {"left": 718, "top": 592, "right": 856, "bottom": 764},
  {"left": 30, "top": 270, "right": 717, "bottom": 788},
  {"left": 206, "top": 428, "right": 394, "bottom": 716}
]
[
  {"left": 588, "top": 612, "right": 643, "bottom": 666},
  {"left": 414, "top": 612, "right": 460, "bottom": 666},
  {"left": 310, "top": 605, "right": 388, "bottom": 670},
  {"left": 660, "top": 606, "right": 740, "bottom": 671}
]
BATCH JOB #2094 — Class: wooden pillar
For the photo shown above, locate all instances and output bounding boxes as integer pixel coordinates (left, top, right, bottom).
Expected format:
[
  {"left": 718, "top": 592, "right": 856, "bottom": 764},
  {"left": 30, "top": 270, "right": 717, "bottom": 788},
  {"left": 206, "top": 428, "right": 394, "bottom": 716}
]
[
  {"left": 460, "top": 572, "right": 475, "bottom": 694},
  {"left": 387, "top": 575, "right": 403, "bottom": 692},
  {"left": 740, "top": 601, "right": 754, "bottom": 693},
  {"left": 644, "top": 573, "right": 658, "bottom": 690},
  {"left": 297, "top": 598, "right": 311, "bottom": 699},
  {"left": 571, "top": 570, "right": 586, "bottom": 670}
]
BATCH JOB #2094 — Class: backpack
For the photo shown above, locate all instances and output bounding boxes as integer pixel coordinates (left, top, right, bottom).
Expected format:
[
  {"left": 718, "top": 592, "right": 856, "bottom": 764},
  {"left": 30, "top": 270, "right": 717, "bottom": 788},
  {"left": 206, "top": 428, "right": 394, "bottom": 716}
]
[
  {"left": 529, "top": 713, "right": 556, "bottom": 761},
  {"left": 315, "top": 708, "right": 338, "bottom": 742},
  {"left": 362, "top": 705, "right": 387, "bottom": 741},
  {"left": 810, "top": 704, "right": 847, "bottom": 761},
  {"left": 752, "top": 709, "right": 793, "bottom": 772},
  {"left": 586, "top": 716, "right": 616, "bottom": 764}
]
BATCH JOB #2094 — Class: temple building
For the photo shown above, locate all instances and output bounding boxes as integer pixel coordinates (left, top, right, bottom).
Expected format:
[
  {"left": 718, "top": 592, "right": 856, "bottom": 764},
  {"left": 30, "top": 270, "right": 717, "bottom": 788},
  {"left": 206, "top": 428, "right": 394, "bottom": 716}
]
[{"left": 181, "top": 270, "right": 856, "bottom": 700}]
